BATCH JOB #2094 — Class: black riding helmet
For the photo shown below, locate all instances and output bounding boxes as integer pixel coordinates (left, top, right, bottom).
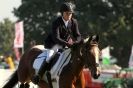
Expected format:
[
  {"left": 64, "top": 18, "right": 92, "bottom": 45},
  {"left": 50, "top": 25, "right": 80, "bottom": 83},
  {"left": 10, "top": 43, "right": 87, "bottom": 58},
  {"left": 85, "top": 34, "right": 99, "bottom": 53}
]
[{"left": 60, "top": 2, "right": 74, "bottom": 13}]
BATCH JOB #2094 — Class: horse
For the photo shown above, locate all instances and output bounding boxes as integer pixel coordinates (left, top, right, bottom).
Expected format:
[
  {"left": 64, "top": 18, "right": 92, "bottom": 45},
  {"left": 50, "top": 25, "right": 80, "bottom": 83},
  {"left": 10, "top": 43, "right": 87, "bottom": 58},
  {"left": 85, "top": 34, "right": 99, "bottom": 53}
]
[{"left": 3, "top": 35, "right": 101, "bottom": 88}]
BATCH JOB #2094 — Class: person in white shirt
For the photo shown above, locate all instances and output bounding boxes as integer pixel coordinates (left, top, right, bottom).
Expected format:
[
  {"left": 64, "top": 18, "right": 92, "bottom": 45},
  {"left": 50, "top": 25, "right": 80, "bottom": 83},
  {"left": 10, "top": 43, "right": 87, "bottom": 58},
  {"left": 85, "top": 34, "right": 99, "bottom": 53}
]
[{"left": 32, "top": 2, "right": 81, "bottom": 84}]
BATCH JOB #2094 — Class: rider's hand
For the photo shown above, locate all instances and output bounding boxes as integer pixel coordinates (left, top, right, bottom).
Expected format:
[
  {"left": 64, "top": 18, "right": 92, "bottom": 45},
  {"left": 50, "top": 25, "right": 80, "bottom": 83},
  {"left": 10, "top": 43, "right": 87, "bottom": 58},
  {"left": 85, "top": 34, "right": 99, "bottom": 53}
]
[
  {"left": 68, "top": 38, "right": 74, "bottom": 44},
  {"left": 66, "top": 42, "right": 73, "bottom": 47},
  {"left": 67, "top": 38, "right": 74, "bottom": 47}
]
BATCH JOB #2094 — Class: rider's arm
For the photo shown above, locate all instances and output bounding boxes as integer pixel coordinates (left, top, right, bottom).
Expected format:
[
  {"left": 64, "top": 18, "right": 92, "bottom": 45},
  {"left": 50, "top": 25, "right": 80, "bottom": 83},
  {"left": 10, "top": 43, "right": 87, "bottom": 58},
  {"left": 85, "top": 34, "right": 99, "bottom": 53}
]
[
  {"left": 52, "top": 20, "right": 68, "bottom": 46},
  {"left": 72, "top": 19, "right": 81, "bottom": 44}
]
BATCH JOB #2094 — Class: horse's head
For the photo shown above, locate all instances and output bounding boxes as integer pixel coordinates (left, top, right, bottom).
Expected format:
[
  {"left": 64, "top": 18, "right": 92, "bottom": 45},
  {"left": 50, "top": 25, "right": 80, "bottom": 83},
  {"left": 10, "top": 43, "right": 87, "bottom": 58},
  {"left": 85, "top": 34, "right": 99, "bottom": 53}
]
[{"left": 82, "top": 35, "right": 101, "bottom": 79}]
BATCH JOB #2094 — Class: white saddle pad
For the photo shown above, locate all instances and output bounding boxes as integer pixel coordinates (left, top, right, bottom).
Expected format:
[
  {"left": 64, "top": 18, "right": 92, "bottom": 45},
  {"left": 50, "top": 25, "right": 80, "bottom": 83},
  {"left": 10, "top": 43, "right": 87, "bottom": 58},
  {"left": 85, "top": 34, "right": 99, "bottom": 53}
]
[{"left": 50, "top": 48, "right": 71, "bottom": 78}]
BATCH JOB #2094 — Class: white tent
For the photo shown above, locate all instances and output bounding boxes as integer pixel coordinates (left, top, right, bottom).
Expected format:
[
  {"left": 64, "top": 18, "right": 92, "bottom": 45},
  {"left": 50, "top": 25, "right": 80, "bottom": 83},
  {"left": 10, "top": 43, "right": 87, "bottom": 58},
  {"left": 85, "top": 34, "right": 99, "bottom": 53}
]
[{"left": 101, "top": 46, "right": 111, "bottom": 65}]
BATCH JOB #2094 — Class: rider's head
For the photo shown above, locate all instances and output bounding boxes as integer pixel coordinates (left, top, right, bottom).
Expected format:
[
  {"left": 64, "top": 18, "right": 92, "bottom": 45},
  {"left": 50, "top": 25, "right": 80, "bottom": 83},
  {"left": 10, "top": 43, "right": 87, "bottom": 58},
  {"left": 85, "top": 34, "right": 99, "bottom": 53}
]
[{"left": 60, "top": 2, "right": 75, "bottom": 21}]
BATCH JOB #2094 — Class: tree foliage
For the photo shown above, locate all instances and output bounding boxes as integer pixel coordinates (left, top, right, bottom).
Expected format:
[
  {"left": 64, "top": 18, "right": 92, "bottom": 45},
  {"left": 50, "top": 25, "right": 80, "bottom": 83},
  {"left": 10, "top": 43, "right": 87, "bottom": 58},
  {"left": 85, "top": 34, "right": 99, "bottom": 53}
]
[
  {"left": 14, "top": 0, "right": 133, "bottom": 67},
  {"left": 0, "top": 18, "right": 14, "bottom": 55},
  {"left": 75, "top": 0, "right": 133, "bottom": 67},
  {"left": 13, "top": 0, "right": 62, "bottom": 47}
]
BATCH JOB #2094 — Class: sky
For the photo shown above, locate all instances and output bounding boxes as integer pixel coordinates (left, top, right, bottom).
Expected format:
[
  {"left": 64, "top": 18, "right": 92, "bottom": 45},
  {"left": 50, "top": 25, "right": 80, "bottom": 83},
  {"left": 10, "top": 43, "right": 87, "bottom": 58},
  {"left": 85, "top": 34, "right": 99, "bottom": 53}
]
[{"left": 0, "top": 0, "right": 21, "bottom": 22}]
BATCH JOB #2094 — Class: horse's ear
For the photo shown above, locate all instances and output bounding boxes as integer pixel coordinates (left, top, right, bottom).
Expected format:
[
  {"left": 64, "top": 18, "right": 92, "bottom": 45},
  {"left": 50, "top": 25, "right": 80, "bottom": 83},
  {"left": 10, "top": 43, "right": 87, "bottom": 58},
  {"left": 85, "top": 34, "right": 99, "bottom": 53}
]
[
  {"left": 92, "top": 35, "right": 99, "bottom": 43},
  {"left": 83, "top": 37, "right": 90, "bottom": 44},
  {"left": 83, "top": 34, "right": 99, "bottom": 44},
  {"left": 87, "top": 35, "right": 99, "bottom": 44},
  {"left": 83, "top": 35, "right": 93, "bottom": 44}
]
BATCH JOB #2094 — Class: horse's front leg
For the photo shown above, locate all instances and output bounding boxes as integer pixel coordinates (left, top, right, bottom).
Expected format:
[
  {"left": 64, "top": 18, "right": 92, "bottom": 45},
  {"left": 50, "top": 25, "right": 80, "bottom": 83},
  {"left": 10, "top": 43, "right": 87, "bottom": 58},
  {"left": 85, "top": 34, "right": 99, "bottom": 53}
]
[
  {"left": 75, "top": 71, "right": 85, "bottom": 88},
  {"left": 80, "top": 71, "right": 85, "bottom": 88},
  {"left": 72, "top": 84, "right": 76, "bottom": 88},
  {"left": 59, "top": 74, "right": 74, "bottom": 88}
]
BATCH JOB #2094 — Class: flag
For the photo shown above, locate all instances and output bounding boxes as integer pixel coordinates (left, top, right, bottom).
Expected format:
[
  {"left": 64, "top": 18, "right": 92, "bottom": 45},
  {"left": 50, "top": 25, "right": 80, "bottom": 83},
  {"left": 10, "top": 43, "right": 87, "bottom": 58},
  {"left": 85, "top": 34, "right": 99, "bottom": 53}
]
[
  {"left": 13, "top": 48, "right": 21, "bottom": 61},
  {"left": 14, "top": 21, "right": 24, "bottom": 48},
  {"left": 128, "top": 45, "right": 133, "bottom": 68},
  {"left": 101, "top": 46, "right": 111, "bottom": 65}
]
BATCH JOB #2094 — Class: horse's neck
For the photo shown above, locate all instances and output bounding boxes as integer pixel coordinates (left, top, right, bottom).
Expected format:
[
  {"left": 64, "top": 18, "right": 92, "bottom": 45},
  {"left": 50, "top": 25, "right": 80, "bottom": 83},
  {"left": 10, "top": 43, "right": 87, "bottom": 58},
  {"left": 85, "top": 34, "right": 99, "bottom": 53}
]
[
  {"left": 71, "top": 45, "right": 84, "bottom": 63},
  {"left": 72, "top": 45, "right": 81, "bottom": 54},
  {"left": 69, "top": 46, "right": 85, "bottom": 76},
  {"left": 72, "top": 45, "right": 84, "bottom": 59}
]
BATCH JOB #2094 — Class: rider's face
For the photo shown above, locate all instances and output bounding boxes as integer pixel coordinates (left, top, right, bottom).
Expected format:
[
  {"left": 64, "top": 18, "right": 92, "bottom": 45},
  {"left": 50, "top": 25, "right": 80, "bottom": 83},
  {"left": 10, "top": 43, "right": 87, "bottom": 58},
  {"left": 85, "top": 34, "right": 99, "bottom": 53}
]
[{"left": 62, "top": 11, "right": 72, "bottom": 21}]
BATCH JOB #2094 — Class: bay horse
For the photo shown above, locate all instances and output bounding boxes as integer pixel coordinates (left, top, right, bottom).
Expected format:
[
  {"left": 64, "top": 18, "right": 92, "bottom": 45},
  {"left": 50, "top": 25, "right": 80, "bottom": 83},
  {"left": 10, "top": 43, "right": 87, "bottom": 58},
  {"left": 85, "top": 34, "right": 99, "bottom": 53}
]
[{"left": 3, "top": 35, "right": 101, "bottom": 88}]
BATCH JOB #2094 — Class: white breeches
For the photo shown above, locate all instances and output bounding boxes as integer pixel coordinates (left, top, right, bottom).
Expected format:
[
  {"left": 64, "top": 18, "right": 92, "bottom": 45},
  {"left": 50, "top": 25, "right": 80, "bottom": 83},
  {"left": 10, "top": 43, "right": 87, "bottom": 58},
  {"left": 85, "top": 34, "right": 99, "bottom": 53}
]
[{"left": 46, "top": 44, "right": 63, "bottom": 63}]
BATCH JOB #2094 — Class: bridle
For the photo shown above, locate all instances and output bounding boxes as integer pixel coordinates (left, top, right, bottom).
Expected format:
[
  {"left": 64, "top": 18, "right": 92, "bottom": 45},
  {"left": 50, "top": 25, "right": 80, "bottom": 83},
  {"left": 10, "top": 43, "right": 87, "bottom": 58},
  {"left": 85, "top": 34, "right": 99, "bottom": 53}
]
[{"left": 83, "top": 43, "right": 100, "bottom": 68}]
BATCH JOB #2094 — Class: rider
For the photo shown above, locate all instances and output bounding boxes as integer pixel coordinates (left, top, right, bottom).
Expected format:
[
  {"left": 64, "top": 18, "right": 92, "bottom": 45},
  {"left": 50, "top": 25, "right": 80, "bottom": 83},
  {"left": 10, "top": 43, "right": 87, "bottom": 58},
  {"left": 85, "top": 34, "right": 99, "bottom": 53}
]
[{"left": 32, "top": 2, "right": 81, "bottom": 84}]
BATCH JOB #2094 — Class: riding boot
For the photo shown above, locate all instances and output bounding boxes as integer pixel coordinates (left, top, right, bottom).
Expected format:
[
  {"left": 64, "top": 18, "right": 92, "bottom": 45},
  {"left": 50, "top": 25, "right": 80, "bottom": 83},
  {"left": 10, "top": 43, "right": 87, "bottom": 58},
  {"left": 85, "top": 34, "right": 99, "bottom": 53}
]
[{"left": 32, "top": 60, "right": 48, "bottom": 84}]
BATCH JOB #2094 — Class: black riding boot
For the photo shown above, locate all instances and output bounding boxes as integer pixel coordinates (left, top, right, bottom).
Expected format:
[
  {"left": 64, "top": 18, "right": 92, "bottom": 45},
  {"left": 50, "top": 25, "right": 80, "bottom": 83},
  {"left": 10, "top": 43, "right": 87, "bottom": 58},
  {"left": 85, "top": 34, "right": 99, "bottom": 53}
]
[{"left": 32, "top": 60, "right": 48, "bottom": 84}]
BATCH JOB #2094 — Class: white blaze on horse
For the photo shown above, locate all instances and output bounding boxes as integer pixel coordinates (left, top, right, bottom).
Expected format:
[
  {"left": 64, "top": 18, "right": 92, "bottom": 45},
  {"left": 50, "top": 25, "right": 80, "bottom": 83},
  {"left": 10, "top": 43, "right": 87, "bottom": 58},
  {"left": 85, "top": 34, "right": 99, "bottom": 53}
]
[{"left": 3, "top": 35, "right": 101, "bottom": 88}]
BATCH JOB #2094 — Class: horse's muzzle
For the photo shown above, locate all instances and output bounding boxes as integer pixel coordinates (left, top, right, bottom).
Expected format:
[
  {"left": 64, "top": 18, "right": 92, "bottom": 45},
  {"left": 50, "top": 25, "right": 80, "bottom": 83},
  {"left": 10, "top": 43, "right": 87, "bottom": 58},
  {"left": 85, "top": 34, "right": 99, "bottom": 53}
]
[{"left": 93, "top": 73, "right": 100, "bottom": 79}]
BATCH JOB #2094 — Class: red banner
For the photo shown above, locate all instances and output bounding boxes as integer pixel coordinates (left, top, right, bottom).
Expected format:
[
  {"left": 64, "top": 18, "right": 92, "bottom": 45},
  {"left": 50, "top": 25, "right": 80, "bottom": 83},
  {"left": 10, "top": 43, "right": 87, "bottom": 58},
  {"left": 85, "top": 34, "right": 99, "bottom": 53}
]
[{"left": 14, "top": 21, "right": 24, "bottom": 48}]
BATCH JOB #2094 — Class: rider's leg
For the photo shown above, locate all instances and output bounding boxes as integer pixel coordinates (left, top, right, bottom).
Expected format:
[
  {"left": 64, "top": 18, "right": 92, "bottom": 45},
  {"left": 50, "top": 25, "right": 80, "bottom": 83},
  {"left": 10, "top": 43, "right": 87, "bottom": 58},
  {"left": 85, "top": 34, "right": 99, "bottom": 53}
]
[
  {"left": 32, "top": 60, "right": 49, "bottom": 84},
  {"left": 32, "top": 44, "right": 63, "bottom": 84},
  {"left": 32, "top": 50, "right": 55, "bottom": 84}
]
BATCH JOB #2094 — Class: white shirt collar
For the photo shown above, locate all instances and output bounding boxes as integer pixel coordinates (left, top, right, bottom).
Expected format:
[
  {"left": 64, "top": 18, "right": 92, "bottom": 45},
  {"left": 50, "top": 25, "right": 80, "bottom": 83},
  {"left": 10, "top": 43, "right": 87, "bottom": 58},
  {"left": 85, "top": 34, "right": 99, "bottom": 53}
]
[{"left": 62, "top": 17, "right": 69, "bottom": 27}]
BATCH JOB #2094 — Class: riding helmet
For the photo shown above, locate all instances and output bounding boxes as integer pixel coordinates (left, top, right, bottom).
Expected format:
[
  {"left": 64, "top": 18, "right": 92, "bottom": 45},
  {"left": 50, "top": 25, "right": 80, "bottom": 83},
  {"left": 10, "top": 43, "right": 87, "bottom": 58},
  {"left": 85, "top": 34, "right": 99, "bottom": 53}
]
[{"left": 60, "top": 2, "right": 74, "bottom": 13}]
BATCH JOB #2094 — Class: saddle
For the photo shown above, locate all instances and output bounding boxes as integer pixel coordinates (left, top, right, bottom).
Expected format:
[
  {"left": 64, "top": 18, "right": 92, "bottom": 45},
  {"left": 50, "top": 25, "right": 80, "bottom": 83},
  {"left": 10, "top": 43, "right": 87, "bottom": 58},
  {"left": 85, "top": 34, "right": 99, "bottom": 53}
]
[
  {"left": 33, "top": 49, "right": 61, "bottom": 71},
  {"left": 33, "top": 48, "right": 71, "bottom": 76}
]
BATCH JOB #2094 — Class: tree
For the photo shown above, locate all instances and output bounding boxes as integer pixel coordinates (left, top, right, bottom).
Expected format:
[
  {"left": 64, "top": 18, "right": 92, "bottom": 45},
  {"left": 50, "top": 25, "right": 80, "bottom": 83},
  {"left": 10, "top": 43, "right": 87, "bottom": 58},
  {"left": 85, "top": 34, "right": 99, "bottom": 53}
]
[
  {"left": 75, "top": 0, "right": 133, "bottom": 67},
  {"left": 0, "top": 18, "right": 14, "bottom": 55}
]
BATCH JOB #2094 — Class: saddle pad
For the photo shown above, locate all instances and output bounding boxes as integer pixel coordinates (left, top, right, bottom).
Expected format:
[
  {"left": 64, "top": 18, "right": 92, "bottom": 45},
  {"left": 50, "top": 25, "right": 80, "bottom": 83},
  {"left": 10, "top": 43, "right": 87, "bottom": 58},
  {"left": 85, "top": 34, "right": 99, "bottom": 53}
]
[
  {"left": 50, "top": 48, "right": 71, "bottom": 78},
  {"left": 33, "top": 49, "right": 54, "bottom": 70}
]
